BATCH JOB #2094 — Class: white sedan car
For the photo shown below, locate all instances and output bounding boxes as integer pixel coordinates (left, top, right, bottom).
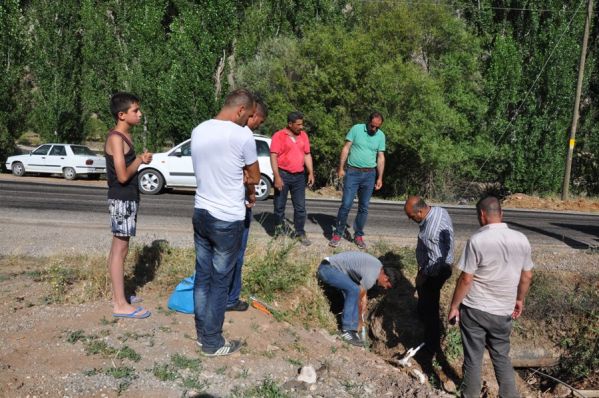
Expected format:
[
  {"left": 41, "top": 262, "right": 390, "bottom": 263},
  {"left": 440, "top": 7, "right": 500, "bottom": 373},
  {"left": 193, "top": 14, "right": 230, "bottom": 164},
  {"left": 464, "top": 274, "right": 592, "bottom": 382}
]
[
  {"left": 5, "top": 143, "right": 106, "bottom": 180},
  {"left": 138, "top": 134, "right": 274, "bottom": 201}
]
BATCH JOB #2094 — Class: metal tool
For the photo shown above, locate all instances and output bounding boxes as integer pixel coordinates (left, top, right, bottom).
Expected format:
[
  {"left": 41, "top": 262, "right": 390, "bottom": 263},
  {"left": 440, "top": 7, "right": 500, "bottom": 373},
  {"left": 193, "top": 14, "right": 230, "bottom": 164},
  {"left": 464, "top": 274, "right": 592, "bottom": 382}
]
[{"left": 397, "top": 342, "right": 425, "bottom": 367}]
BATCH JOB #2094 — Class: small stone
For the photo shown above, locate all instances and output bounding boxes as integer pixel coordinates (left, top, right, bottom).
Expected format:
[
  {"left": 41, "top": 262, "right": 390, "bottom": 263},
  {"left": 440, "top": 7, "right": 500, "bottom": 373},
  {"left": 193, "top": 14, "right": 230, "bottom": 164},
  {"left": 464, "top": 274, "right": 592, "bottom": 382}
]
[
  {"left": 552, "top": 383, "right": 572, "bottom": 397},
  {"left": 297, "top": 365, "right": 317, "bottom": 384}
]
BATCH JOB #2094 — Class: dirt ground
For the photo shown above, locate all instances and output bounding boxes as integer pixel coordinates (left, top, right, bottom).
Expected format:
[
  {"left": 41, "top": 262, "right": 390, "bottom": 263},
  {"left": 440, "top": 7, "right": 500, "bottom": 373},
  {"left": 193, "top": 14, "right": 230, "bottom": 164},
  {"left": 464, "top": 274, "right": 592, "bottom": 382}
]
[
  {"left": 0, "top": 258, "right": 446, "bottom": 398},
  {"left": 502, "top": 193, "right": 599, "bottom": 213}
]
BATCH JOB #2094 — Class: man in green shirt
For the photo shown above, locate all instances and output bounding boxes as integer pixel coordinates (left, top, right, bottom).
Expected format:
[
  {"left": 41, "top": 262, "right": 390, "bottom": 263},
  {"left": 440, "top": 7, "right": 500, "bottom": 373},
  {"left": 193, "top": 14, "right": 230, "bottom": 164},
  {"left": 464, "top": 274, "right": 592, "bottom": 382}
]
[{"left": 329, "top": 112, "right": 386, "bottom": 249}]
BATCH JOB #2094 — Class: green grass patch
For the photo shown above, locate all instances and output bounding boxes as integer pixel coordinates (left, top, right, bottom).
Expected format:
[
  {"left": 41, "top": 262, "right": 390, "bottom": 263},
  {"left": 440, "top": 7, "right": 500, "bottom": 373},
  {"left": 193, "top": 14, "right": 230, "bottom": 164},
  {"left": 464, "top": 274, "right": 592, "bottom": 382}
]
[
  {"left": 105, "top": 366, "right": 136, "bottom": 379},
  {"left": 233, "top": 378, "right": 290, "bottom": 398},
  {"left": 171, "top": 353, "right": 202, "bottom": 371},
  {"left": 152, "top": 363, "right": 178, "bottom": 382}
]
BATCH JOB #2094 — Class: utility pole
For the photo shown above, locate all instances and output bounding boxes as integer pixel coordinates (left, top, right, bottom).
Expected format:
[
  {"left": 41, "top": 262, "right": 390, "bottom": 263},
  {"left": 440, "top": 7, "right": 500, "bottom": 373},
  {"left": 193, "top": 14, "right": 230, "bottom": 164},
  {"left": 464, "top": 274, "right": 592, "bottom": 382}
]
[{"left": 562, "top": 0, "right": 593, "bottom": 200}]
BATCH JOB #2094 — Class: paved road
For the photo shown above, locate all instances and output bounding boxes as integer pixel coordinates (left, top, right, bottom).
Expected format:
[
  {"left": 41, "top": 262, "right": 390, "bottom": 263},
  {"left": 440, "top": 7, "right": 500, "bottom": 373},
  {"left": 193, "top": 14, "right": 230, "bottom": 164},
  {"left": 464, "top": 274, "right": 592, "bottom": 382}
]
[{"left": 1, "top": 179, "right": 598, "bottom": 256}]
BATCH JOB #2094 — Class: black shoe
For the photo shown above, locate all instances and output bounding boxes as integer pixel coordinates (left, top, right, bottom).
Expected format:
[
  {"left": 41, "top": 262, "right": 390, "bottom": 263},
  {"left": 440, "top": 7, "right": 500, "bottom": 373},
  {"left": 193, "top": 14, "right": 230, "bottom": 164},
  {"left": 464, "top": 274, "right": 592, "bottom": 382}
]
[
  {"left": 201, "top": 339, "right": 243, "bottom": 357},
  {"left": 340, "top": 330, "right": 364, "bottom": 347},
  {"left": 296, "top": 234, "right": 312, "bottom": 246},
  {"left": 226, "top": 300, "right": 249, "bottom": 312}
]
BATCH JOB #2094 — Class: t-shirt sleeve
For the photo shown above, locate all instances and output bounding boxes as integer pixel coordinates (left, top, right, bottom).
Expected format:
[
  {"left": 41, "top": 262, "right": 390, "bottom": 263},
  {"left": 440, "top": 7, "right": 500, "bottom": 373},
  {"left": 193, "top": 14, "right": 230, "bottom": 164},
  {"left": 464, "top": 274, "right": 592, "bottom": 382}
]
[
  {"left": 378, "top": 133, "right": 386, "bottom": 152},
  {"left": 270, "top": 131, "right": 283, "bottom": 154},
  {"left": 521, "top": 240, "right": 534, "bottom": 271},
  {"left": 345, "top": 125, "right": 357, "bottom": 142},
  {"left": 303, "top": 132, "right": 311, "bottom": 154},
  {"left": 458, "top": 239, "right": 478, "bottom": 274},
  {"left": 242, "top": 133, "right": 258, "bottom": 166}
]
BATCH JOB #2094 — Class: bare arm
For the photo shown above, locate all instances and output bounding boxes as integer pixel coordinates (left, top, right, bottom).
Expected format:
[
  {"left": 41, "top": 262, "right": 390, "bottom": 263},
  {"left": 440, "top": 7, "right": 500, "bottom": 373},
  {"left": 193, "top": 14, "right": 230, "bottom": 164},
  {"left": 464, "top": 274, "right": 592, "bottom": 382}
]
[
  {"left": 375, "top": 151, "right": 385, "bottom": 190},
  {"left": 106, "top": 135, "right": 152, "bottom": 184},
  {"left": 337, "top": 141, "right": 352, "bottom": 179},
  {"left": 243, "top": 161, "right": 260, "bottom": 206},
  {"left": 270, "top": 153, "right": 283, "bottom": 190},
  {"left": 512, "top": 270, "right": 533, "bottom": 319},
  {"left": 358, "top": 287, "right": 367, "bottom": 330},
  {"left": 447, "top": 271, "right": 474, "bottom": 323},
  {"left": 305, "top": 153, "right": 314, "bottom": 187}
]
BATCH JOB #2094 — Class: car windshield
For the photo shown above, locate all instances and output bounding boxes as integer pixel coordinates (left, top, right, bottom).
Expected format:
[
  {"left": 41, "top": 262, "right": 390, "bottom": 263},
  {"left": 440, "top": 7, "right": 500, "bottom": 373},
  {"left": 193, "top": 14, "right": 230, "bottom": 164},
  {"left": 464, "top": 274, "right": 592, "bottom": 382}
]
[{"left": 71, "top": 145, "right": 96, "bottom": 156}]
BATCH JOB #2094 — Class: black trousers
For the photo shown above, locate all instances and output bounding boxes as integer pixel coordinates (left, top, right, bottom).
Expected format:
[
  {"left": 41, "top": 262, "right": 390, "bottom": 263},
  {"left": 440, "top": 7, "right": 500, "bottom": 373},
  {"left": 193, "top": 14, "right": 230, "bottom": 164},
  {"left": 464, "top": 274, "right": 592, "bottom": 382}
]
[{"left": 416, "top": 266, "right": 452, "bottom": 353}]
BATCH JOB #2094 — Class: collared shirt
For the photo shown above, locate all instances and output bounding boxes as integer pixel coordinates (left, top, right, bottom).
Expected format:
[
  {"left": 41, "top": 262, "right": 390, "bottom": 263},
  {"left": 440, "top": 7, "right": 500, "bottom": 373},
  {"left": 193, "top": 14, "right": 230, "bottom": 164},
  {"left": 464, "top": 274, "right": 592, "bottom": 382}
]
[
  {"left": 270, "top": 129, "right": 311, "bottom": 173},
  {"left": 416, "top": 206, "right": 454, "bottom": 276},
  {"left": 346, "top": 123, "right": 385, "bottom": 168},
  {"left": 458, "top": 223, "right": 534, "bottom": 316}
]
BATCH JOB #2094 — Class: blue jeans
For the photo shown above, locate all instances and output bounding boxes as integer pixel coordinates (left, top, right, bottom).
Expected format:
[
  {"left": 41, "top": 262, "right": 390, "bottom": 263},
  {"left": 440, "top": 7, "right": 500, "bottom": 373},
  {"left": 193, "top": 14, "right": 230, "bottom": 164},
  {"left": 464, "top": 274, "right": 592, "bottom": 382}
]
[
  {"left": 317, "top": 262, "right": 360, "bottom": 331},
  {"left": 193, "top": 208, "right": 244, "bottom": 350},
  {"left": 334, "top": 168, "right": 376, "bottom": 237},
  {"left": 227, "top": 208, "right": 252, "bottom": 307},
  {"left": 460, "top": 305, "right": 519, "bottom": 398},
  {"left": 273, "top": 169, "right": 306, "bottom": 236}
]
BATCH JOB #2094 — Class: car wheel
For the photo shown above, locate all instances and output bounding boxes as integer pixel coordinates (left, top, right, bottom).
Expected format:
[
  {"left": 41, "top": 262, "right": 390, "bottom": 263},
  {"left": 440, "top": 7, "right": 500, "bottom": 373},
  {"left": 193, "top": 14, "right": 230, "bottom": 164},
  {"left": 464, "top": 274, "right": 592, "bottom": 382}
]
[
  {"left": 63, "top": 167, "right": 76, "bottom": 180},
  {"left": 12, "top": 162, "right": 25, "bottom": 177},
  {"left": 139, "top": 169, "right": 164, "bottom": 195},
  {"left": 255, "top": 175, "right": 271, "bottom": 201}
]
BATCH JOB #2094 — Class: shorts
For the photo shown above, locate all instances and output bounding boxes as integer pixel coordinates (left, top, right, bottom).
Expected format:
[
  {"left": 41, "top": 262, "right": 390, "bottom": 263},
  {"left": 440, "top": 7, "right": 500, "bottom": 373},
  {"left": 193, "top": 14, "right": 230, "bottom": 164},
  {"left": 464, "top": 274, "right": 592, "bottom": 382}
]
[{"left": 108, "top": 199, "right": 138, "bottom": 237}]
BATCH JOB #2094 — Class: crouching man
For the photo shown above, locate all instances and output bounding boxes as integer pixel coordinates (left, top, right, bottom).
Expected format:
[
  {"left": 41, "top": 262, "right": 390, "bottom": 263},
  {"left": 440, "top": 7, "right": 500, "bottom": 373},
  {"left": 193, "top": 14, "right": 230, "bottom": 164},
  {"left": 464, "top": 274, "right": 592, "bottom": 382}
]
[{"left": 317, "top": 251, "right": 399, "bottom": 347}]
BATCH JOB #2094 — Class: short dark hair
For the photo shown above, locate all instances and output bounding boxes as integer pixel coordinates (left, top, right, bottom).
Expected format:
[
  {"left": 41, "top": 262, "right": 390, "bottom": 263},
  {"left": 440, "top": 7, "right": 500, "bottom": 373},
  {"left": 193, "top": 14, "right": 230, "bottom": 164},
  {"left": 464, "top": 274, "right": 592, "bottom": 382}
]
[
  {"left": 287, "top": 111, "right": 304, "bottom": 124},
  {"left": 110, "top": 92, "right": 140, "bottom": 120},
  {"left": 256, "top": 99, "right": 268, "bottom": 118},
  {"left": 476, "top": 196, "right": 501, "bottom": 215},
  {"left": 223, "top": 88, "right": 255, "bottom": 110},
  {"left": 368, "top": 111, "right": 384, "bottom": 123},
  {"left": 382, "top": 265, "right": 401, "bottom": 288}
]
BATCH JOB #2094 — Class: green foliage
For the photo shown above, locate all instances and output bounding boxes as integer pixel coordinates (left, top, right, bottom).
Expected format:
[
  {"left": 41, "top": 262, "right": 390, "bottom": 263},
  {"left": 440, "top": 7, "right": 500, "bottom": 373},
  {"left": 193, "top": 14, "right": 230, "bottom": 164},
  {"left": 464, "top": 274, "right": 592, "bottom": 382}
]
[
  {"left": 234, "top": 378, "right": 290, "bottom": 398},
  {"left": 242, "top": 239, "right": 310, "bottom": 301}
]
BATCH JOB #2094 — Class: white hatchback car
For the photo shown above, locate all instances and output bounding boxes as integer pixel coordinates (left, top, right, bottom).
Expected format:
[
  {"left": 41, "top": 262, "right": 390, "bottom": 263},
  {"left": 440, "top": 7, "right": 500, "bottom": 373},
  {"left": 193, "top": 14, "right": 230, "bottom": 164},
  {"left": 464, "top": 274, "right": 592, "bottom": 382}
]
[
  {"left": 5, "top": 143, "right": 106, "bottom": 180},
  {"left": 138, "top": 134, "right": 274, "bottom": 201}
]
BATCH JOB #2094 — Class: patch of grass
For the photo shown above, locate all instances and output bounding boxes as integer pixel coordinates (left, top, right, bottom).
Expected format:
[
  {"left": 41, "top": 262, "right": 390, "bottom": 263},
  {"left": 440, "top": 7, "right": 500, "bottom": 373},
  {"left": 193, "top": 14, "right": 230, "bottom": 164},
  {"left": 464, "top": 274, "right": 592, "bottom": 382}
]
[
  {"left": 234, "top": 378, "right": 290, "bottom": 398},
  {"left": 116, "top": 345, "right": 141, "bottom": 362},
  {"left": 83, "top": 368, "right": 100, "bottom": 376},
  {"left": 181, "top": 377, "right": 207, "bottom": 390},
  {"left": 287, "top": 358, "right": 302, "bottom": 366},
  {"left": 171, "top": 353, "right": 202, "bottom": 371},
  {"left": 444, "top": 327, "right": 463, "bottom": 360},
  {"left": 152, "top": 363, "right": 178, "bottom": 382},
  {"left": 105, "top": 366, "right": 136, "bottom": 379},
  {"left": 119, "top": 331, "right": 152, "bottom": 341},
  {"left": 237, "top": 368, "right": 249, "bottom": 379},
  {"left": 66, "top": 329, "right": 86, "bottom": 344},
  {"left": 45, "top": 263, "right": 79, "bottom": 303},
  {"left": 158, "top": 326, "right": 172, "bottom": 333},
  {"left": 85, "top": 340, "right": 115, "bottom": 356},
  {"left": 243, "top": 240, "right": 309, "bottom": 301},
  {"left": 215, "top": 365, "right": 227, "bottom": 375}
]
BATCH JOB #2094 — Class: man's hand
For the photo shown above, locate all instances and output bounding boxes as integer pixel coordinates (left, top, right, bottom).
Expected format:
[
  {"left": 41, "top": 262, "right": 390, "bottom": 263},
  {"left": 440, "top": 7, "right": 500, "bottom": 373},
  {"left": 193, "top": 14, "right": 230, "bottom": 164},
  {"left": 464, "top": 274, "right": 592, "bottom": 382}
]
[
  {"left": 447, "top": 307, "right": 460, "bottom": 325},
  {"left": 246, "top": 191, "right": 256, "bottom": 207},
  {"left": 140, "top": 150, "right": 153, "bottom": 164},
  {"left": 337, "top": 167, "right": 345, "bottom": 179},
  {"left": 274, "top": 176, "right": 284, "bottom": 190},
  {"left": 512, "top": 299, "right": 524, "bottom": 319},
  {"left": 374, "top": 178, "right": 383, "bottom": 190},
  {"left": 307, "top": 173, "right": 315, "bottom": 188}
]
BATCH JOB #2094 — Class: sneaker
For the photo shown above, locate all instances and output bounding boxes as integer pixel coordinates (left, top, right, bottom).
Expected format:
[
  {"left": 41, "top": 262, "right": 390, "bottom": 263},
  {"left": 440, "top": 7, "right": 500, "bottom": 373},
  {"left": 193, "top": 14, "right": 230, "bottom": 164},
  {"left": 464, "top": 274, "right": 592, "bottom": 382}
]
[
  {"left": 226, "top": 300, "right": 249, "bottom": 312},
  {"left": 297, "top": 234, "right": 312, "bottom": 246},
  {"left": 329, "top": 233, "right": 341, "bottom": 247},
  {"left": 201, "top": 339, "right": 243, "bottom": 357},
  {"left": 340, "top": 330, "right": 364, "bottom": 347},
  {"left": 354, "top": 236, "right": 367, "bottom": 249},
  {"left": 196, "top": 340, "right": 202, "bottom": 348}
]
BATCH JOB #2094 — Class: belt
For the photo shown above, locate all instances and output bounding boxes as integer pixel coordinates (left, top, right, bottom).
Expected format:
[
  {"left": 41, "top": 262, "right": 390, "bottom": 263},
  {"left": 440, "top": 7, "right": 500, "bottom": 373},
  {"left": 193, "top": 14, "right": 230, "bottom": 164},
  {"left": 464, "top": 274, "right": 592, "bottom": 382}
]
[
  {"left": 347, "top": 166, "right": 375, "bottom": 172},
  {"left": 279, "top": 168, "right": 304, "bottom": 175}
]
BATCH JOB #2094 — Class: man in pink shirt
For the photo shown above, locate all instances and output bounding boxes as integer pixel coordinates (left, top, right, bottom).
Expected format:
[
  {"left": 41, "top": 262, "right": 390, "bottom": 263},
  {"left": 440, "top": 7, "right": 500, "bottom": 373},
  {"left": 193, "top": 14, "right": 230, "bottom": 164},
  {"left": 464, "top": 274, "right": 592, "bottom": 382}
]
[{"left": 270, "top": 111, "right": 314, "bottom": 246}]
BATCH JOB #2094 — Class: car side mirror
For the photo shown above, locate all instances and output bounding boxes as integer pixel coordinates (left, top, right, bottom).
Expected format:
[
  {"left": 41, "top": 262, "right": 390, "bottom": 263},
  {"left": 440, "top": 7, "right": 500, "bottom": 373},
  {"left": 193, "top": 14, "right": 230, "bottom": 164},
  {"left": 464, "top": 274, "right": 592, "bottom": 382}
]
[{"left": 174, "top": 149, "right": 182, "bottom": 157}]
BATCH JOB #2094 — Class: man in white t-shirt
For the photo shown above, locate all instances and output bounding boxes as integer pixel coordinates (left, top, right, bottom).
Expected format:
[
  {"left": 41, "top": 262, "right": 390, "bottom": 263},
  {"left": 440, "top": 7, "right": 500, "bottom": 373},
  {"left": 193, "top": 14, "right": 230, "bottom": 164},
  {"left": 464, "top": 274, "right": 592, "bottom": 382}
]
[
  {"left": 448, "top": 196, "right": 534, "bottom": 398},
  {"left": 191, "top": 89, "right": 260, "bottom": 357}
]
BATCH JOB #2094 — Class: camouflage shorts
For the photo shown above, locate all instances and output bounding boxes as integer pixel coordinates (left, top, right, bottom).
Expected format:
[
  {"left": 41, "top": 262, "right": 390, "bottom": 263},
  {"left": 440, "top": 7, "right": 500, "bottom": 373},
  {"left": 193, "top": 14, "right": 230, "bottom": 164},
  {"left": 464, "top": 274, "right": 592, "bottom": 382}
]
[{"left": 108, "top": 199, "right": 138, "bottom": 237}]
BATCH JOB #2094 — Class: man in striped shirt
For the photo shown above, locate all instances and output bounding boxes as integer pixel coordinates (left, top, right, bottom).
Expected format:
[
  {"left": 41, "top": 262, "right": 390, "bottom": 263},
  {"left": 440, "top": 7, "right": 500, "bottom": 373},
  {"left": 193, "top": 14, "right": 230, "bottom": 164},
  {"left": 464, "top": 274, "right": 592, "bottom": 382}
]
[{"left": 404, "top": 196, "right": 455, "bottom": 356}]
